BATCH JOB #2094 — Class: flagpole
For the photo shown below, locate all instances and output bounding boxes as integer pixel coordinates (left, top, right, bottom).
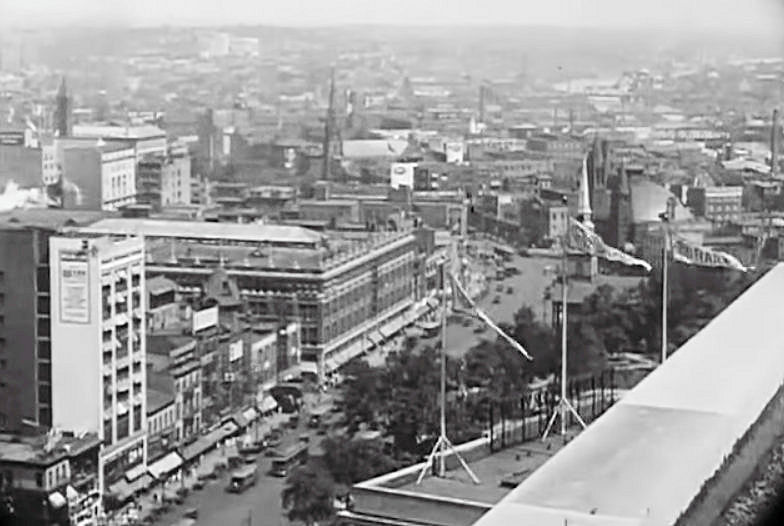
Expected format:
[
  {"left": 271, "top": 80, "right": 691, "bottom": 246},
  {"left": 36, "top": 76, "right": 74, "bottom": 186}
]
[
  {"left": 660, "top": 211, "right": 670, "bottom": 364},
  {"left": 559, "top": 239, "right": 568, "bottom": 436}
]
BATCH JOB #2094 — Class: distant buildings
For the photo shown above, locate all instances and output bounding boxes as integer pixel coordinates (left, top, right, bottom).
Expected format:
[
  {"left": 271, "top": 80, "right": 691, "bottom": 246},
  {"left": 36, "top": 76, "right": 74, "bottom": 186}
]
[
  {"left": 136, "top": 144, "right": 192, "bottom": 210},
  {"left": 62, "top": 143, "right": 137, "bottom": 211},
  {"left": 686, "top": 186, "right": 744, "bottom": 224}
]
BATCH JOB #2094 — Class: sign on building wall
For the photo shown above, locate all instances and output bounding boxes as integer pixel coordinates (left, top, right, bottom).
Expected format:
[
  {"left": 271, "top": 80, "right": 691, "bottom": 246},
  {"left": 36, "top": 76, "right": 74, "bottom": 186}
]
[
  {"left": 192, "top": 305, "right": 218, "bottom": 333},
  {"left": 444, "top": 141, "right": 465, "bottom": 164},
  {"left": 229, "top": 340, "right": 244, "bottom": 362},
  {"left": 59, "top": 251, "right": 90, "bottom": 324},
  {"left": 390, "top": 162, "right": 416, "bottom": 189}
]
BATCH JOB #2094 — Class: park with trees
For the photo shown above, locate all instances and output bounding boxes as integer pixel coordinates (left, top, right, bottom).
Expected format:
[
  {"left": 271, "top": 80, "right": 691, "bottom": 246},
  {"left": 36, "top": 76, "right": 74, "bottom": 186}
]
[{"left": 281, "top": 264, "right": 761, "bottom": 524}]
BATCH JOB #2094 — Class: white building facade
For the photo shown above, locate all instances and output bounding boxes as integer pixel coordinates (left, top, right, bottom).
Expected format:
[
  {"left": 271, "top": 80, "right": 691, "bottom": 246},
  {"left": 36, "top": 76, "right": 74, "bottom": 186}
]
[{"left": 49, "top": 235, "right": 147, "bottom": 497}]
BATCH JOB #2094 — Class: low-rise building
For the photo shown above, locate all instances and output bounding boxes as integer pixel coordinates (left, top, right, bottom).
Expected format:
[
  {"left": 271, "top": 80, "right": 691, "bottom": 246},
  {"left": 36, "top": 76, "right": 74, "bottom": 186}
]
[{"left": 0, "top": 431, "right": 102, "bottom": 526}]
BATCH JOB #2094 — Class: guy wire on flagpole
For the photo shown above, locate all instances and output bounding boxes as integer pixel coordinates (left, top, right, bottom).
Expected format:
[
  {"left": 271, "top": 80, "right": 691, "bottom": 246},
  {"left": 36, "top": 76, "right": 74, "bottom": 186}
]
[
  {"left": 541, "top": 196, "right": 587, "bottom": 439},
  {"left": 416, "top": 261, "right": 480, "bottom": 485}
]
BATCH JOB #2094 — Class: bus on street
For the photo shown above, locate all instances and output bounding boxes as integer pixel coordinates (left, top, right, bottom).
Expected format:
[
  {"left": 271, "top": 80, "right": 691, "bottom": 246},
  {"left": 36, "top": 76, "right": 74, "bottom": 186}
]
[
  {"left": 269, "top": 443, "right": 309, "bottom": 477},
  {"left": 226, "top": 463, "right": 258, "bottom": 493}
]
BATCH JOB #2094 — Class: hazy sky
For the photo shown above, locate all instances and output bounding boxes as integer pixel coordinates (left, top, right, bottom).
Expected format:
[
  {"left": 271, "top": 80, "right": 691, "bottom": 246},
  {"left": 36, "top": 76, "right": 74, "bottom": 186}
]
[{"left": 1, "top": 0, "right": 783, "bottom": 34}]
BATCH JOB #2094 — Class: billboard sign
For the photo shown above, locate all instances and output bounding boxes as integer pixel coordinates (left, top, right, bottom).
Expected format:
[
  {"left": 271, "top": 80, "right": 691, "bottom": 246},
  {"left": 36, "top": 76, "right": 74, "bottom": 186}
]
[
  {"left": 192, "top": 305, "right": 218, "bottom": 333},
  {"left": 444, "top": 141, "right": 465, "bottom": 164},
  {"left": 390, "top": 162, "right": 416, "bottom": 189},
  {"left": 59, "top": 251, "right": 90, "bottom": 324},
  {"left": 229, "top": 340, "right": 244, "bottom": 362}
]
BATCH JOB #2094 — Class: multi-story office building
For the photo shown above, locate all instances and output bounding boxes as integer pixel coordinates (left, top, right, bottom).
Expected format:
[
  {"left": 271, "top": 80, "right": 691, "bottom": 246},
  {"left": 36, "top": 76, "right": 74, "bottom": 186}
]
[
  {"left": 686, "top": 186, "right": 744, "bottom": 224},
  {"left": 0, "top": 210, "right": 106, "bottom": 432},
  {"left": 48, "top": 235, "right": 147, "bottom": 492},
  {"left": 136, "top": 145, "right": 192, "bottom": 211},
  {"left": 62, "top": 143, "right": 137, "bottom": 211},
  {"left": 68, "top": 219, "right": 417, "bottom": 378},
  {"left": 71, "top": 124, "right": 167, "bottom": 162}
]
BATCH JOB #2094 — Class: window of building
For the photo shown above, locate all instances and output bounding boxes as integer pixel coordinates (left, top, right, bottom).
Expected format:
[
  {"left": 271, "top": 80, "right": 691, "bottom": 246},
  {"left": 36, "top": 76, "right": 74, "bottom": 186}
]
[
  {"left": 37, "top": 318, "right": 50, "bottom": 337},
  {"left": 38, "top": 362, "right": 51, "bottom": 382},
  {"left": 38, "top": 383, "right": 51, "bottom": 405},
  {"left": 35, "top": 471, "right": 43, "bottom": 487},
  {"left": 39, "top": 406, "right": 51, "bottom": 427},
  {"left": 35, "top": 267, "right": 50, "bottom": 292},
  {"left": 37, "top": 340, "right": 51, "bottom": 360}
]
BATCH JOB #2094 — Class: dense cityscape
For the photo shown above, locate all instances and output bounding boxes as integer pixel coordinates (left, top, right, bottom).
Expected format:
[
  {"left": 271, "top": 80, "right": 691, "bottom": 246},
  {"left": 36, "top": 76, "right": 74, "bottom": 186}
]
[{"left": 0, "top": 2, "right": 783, "bottom": 526}]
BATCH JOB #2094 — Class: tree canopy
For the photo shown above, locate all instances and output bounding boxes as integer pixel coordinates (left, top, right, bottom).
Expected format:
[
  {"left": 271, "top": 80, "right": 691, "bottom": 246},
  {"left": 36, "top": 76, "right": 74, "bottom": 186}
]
[{"left": 281, "top": 464, "right": 335, "bottom": 526}]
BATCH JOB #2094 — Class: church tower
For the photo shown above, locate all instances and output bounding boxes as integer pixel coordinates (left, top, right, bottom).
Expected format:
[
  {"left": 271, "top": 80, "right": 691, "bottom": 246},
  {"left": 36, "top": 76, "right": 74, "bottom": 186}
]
[{"left": 54, "top": 76, "right": 70, "bottom": 137}]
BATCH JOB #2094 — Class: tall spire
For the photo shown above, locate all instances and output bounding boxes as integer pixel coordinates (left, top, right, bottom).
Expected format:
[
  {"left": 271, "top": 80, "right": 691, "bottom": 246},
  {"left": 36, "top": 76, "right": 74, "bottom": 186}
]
[
  {"left": 578, "top": 155, "right": 594, "bottom": 230},
  {"left": 54, "top": 76, "right": 70, "bottom": 137},
  {"left": 321, "top": 66, "right": 336, "bottom": 181}
]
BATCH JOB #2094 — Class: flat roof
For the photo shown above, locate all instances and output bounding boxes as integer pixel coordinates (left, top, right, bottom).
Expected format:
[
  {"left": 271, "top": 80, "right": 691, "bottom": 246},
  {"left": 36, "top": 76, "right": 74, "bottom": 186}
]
[
  {"left": 0, "top": 432, "right": 101, "bottom": 465},
  {"left": 396, "top": 437, "right": 569, "bottom": 505},
  {"left": 0, "top": 209, "right": 110, "bottom": 231},
  {"left": 474, "top": 264, "right": 784, "bottom": 526},
  {"left": 69, "top": 218, "right": 326, "bottom": 246}
]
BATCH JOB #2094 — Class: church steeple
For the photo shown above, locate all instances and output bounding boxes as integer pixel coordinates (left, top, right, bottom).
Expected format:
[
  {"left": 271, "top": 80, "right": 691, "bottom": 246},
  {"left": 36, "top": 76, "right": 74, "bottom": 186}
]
[
  {"left": 578, "top": 155, "right": 594, "bottom": 230},
  {"left": 54, "top": 76, "right": 70, "bottom": 137}
]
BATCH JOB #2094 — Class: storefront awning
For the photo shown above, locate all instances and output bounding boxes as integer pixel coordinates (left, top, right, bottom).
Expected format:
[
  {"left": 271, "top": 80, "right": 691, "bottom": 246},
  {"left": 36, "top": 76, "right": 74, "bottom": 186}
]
[
  {"left": 181, "top": 421, "right": 238, "bottom": 462},
  {"left": 325, "top": 358, "right": 339, "bottom": 373},
  {"left": 367, "top": 332, "right": 383, "bottom": 347},
  {"left": 227, "top": 409, "right": 249, "bottom": 429},
  {"left": 259, "top": 395, "right": 278, "bottom": 413},
  {"left": 48, "top": 491, "right": 66, "bottom": 508},
  {"left": 243, "top": 407, "right": 258, "bottom": 422},
  {"left": 124, "top": 463, "right": 147, "bottom": 482},
  {"left": 299, "top": 361, "right": 319, "bottom": 375},
  {"left": 147, "top": 451, "right": 183, "bottom": 480}
]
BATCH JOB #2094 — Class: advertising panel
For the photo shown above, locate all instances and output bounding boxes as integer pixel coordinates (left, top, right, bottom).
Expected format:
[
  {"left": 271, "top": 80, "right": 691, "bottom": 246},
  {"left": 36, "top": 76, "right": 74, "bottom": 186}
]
[
  {"left": 192, "top": 305, "right": 218, "bottom": 333},
  {"left": 444, "top": 141, "right": 465, "bottom": 164},
  {"left": 390, "top": 162, "right": 416, "bottom": 189},
  {"left": 229, "top": 340, "right": 244, "bottom": 362},
  {"left": 59, "top": 251, "right": 90, "bottom": 324}
]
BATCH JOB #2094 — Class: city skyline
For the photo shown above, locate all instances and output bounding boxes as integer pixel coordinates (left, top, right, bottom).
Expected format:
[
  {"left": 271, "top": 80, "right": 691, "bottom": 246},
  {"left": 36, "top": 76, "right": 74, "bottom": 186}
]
[{"left": 1, "top": 0, "right": 782, "bottom": 38}]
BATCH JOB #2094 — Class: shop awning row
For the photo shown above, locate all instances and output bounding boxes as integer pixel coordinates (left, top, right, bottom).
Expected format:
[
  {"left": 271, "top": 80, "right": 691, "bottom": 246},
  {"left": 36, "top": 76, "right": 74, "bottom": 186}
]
[
  {"left": 180, "top": 421, "right": 238, "bottom": 462},
  {"left": 108, "top": 473, "right": 153, "bottom": 502},
  {"left": 379, "top": 316, "right": 407, "bottom": 339},
  {"left": 148, "top": 451, "right": 183, "bottom": 480},
  {"left": 124, "top": 463, "right": 147, "bottom": 483}
]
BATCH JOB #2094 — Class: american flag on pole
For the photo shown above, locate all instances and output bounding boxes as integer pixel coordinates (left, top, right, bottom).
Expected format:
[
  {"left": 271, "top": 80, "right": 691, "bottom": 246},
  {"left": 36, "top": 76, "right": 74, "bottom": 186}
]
[
  {"left": 671, "top": 236, "right": 747, "bottom": 272},
  {"left": 449, "top": 273, "right": 532, "bottom": 360},
  {"left": 565, "top": 218, "right": 652, "bottom": 272}
]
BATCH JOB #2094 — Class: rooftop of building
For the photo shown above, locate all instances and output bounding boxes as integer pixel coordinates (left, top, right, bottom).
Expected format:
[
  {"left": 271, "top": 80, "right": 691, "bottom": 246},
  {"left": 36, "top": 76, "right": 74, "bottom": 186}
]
[
  {"left": 72, "top": 123, "right": 166, "bottom": 140},
  {"left": 0, "top": 208, "right": 110, "bottom": 231},
  {"left": 147, "top": 275, "right": 178, "bottom": 296},
  {"left": 0, "top": 432, "right": 101, "bottom": 466},
  {"left": 629, "top": 176, "right": 694, "bottom": 224},
  {"left": 146, "top": 373, "right": 176, "bottom": 414},
  {"left": 68, "top": 218, "right": 327, "bottom": 247},
  {"left": 147, "top": 333, "right": 196, "bottom": 356},
  {"left": 474, "top": 264, "right": 784, "bottom": 526},
  {"left": 392, "top": 437, "right": 571, "bottom": 505}
]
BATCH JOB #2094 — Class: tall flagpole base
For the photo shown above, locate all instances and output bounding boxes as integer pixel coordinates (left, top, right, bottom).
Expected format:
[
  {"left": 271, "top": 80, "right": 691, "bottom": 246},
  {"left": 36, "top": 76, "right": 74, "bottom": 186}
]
[
  {"left": 541, "top": 397, "right": 587, "bottom": 440},
  {"left": 415, "top": 433, "right": 481, "bottom": 485}
]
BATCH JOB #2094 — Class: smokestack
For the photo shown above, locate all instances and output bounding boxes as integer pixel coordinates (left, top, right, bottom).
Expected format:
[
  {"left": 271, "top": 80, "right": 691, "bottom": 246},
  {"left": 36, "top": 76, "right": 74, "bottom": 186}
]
[
  {"left": 479, "top": 85, "right": 486, "bottom": 123},
  {"left": 772, "top": 109, "right": 779, "bottom": 177}
]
